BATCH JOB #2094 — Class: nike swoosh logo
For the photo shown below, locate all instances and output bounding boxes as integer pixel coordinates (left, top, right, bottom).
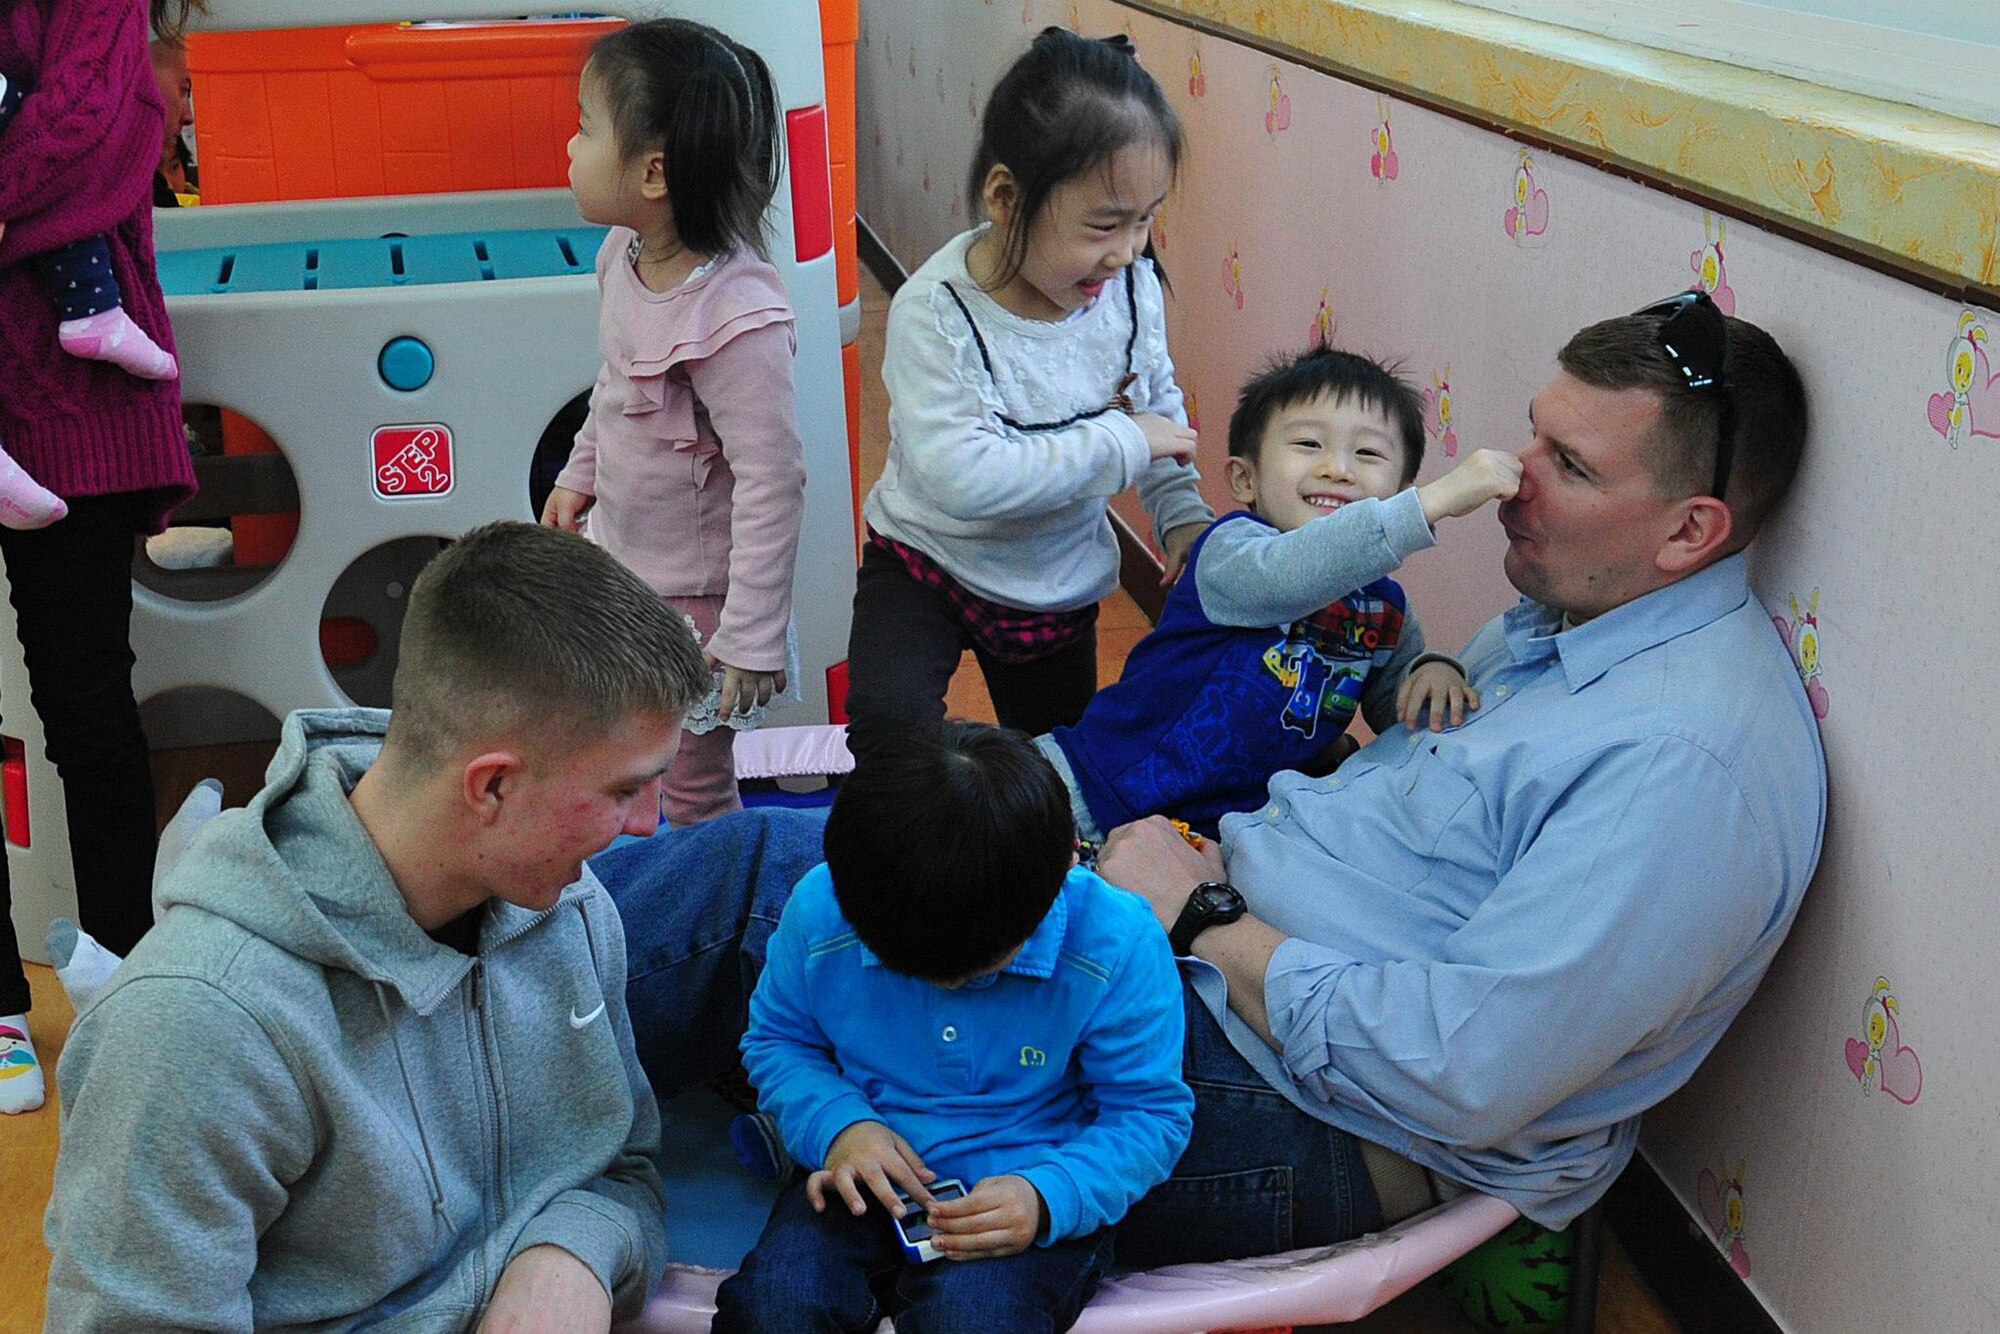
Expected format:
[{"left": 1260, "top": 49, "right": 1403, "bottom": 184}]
[{"left": 568, "top": 1002, "right": 606, "bottom": 1029}]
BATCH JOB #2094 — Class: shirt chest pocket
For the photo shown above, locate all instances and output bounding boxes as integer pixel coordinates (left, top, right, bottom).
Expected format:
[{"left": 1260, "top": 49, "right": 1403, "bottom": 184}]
[{"left": 1373, "top": 743, "right": 1488, "bottom": 894}]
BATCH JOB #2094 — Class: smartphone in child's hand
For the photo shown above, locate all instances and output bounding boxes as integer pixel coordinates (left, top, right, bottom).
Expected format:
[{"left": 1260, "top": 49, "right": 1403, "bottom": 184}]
[{"left": 893, "top": 1178, "right": 968, "bottom": 1263}]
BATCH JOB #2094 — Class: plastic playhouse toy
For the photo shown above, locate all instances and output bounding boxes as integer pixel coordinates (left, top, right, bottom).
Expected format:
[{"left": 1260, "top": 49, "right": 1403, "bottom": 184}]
[{"left": 0, "top": 0, "right": 854, "bottom": 967}]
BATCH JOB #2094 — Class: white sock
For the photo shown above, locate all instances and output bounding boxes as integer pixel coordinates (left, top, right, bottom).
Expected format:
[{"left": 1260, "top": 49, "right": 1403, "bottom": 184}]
[
  {"left": 0, "top": 1015, "right": 46, "bottom": 1114},
  {"left": 46, "top": 918, "right": 124, "bottom": 1014}
]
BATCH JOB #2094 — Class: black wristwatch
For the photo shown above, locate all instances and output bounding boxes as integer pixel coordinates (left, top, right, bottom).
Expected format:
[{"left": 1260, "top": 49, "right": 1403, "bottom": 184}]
[{"left": 1168, "top": 881, "right": 1247, "bottom": 957}]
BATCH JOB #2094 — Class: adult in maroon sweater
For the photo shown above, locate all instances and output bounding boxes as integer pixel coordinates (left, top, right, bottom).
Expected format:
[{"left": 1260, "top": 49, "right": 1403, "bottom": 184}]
[{"left": 0, "top": 0, "right": 197, "bottom": 1046}]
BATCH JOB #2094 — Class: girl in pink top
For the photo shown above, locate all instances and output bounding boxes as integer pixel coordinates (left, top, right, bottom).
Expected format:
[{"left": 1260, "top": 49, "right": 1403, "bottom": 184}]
[{"left": 542, "top": 19, "right": 808, "bottom": 826}]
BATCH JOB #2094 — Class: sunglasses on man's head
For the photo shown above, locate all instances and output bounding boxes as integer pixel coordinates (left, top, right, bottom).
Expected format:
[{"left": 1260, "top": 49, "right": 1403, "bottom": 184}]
[{"left": 1633, "top": 289, "right": 1735, "bottom": 501}]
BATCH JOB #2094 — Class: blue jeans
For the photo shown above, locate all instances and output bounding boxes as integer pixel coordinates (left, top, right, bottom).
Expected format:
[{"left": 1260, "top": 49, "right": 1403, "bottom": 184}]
[
  {"left": 711, "top": 1183, "right": 1115, "bottom": 1333},
  {"left": 597, "top": 808, "right": 1383, "bottom": 1268},
  {"left": 1114, "top": 985, "right": 1383, "bottom": 1268}
]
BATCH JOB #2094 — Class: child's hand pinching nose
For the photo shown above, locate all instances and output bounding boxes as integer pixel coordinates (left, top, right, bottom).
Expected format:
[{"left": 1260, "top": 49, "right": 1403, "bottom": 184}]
[{"left": 1417, "top": 449, "right": 1523, "bottom": 524}]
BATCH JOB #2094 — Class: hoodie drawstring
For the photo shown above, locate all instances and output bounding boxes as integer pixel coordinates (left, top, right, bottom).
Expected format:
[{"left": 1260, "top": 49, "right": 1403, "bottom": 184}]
[
  {"left": 374, "top": 982, "right": 450, "bottom": 1225},
  {"left": 576, "top": 896, "right": 605, "bottom": 997}
]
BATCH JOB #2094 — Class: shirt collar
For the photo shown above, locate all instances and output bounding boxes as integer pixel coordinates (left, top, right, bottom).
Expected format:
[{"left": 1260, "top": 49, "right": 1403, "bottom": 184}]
[
  {"left": 856, "top": 873, "right": 1073, "bottom": 982},
  {"left": 1503, "top": 552, "right": 1752, "bottom": 692}
]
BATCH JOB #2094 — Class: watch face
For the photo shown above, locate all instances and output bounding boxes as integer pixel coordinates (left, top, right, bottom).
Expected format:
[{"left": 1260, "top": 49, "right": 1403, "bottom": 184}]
[{"left": 1193, "top": 882, "right": 1242, "bottom": 913}]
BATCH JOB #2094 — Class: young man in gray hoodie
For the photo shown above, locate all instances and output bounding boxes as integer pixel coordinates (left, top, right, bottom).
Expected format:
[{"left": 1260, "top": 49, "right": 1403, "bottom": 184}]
[{"left": 45, "top": 521, "right": 710, "bottom": 1332}]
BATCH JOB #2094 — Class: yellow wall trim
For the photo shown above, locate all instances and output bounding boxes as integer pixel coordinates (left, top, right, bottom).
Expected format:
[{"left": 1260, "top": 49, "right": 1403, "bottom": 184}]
[{"left": 1123, "top": 0, "right": 2000, "bottom": 300}]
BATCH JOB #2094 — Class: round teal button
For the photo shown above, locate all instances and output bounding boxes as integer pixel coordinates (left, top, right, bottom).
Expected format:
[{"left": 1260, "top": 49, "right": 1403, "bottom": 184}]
[{"left": 378, "top": 336, "right": 434, "bottom": 391}]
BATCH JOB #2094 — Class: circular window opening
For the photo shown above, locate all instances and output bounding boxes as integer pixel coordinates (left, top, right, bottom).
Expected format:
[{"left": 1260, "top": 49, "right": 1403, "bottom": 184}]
[
  {"left": 142, "top": 686, "right": 284, "bottom": 831},
  {"left": 141, "top": 684, "right": 283, "bottom": 815},
  {"left": 320, "top": 536, "right": 452, "bottom": 709},
  {"left": 528, "top": 387, "right": 592, "bottom": 520},
  {"left": 134, "top": 403, "right": 301, "bottom": 603}
]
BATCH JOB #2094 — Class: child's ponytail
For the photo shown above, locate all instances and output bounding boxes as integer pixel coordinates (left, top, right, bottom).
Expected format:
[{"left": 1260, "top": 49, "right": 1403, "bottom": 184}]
[
  {"left": 663, "top": 37, "right": 782, "bottom": 259},
  {"left": 589, "top": 20, "right": 785, "bottom": 260}
]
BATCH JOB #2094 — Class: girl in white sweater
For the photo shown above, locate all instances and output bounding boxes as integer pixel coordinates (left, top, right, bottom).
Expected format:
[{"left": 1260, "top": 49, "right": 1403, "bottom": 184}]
[{"left": 846, "top": 28, "right": 1213, "bottom": 759}]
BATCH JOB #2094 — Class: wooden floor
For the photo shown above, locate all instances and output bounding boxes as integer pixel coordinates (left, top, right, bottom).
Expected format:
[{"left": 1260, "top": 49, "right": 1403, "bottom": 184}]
[
  {"left": 4, "top": 963, "right": 72, "bottom": 1332},
  {"left": 1, "top": 265, "right": 1675, "bottom": 1333}
]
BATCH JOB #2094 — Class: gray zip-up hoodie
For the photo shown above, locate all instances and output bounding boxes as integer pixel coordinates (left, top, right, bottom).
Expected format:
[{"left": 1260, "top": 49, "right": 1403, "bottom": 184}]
[{"left": 45, "top": 710, "right": 669, "bottom": 1331}]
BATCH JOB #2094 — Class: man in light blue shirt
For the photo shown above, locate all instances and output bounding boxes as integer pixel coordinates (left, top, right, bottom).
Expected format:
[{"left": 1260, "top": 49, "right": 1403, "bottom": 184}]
[
  {"left": 605, "top": 292, "right": 1825, "bottom": 1267},
  {"left": 1095, "top": 292, "right": 1826, "bottom": 1254}
]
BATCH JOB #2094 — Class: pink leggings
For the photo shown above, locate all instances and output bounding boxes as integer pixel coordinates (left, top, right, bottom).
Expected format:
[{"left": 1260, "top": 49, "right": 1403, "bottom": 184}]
[{"left": 662, "top": 594, "right": 744, "bottom": 828}]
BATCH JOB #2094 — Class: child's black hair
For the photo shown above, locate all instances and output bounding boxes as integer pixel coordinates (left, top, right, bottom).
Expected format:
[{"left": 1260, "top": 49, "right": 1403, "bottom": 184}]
[
  {"left": 586, "top": 19, "right": 783, "bottom": 260},
  {"left": 823, "top": 721, "right": 1075, "bottom": 985},
  {"left": 1227, "top": 346, "right": 1427, "bottom": 486},
  {"left": 970, "top": 28, "right": 1183, "bottom": 291}
]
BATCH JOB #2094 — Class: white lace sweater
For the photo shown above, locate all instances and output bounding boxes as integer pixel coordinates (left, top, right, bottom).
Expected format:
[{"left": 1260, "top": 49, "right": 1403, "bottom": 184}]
[{"left": 863, "top": 227, "right": 1213, "bottom": 613}]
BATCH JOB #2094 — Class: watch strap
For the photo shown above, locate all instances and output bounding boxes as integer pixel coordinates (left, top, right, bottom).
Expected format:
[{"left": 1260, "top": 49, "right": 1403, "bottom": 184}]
[{"left": 1169, "top": 880, "right": 1245, "bottom": 957}]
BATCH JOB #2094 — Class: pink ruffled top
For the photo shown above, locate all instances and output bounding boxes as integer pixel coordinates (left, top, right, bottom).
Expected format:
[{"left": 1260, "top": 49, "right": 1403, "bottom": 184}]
[{"left": 556, "top": 231, "right": 807, "bottom": 672}]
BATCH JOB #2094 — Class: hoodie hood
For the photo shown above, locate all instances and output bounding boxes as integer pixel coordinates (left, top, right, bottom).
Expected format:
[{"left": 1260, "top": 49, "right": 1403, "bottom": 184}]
[{"left": 157, "top": 707, "right": 482, "bottom": 1013}]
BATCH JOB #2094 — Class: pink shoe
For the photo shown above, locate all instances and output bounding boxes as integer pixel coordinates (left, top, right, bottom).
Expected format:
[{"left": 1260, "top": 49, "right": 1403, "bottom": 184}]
[
  {"left": 58, "top": 307, "right": 178, "bottom": 381},
  {"left": 0, "top": 447, "right": 66, "bottom": 530}
]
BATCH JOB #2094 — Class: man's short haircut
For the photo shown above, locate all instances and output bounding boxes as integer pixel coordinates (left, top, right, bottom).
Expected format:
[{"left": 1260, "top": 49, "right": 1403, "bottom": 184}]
[
  {"left": 1227, "top": 346, "right": 1426, "bottom": 487},
  {"left": 387, "top": 521, "right": 709, "bottom": 768},
  {"left": 823, "top": 721, "right": 1074, "bottom": 984},
  {"left": 1557, "top": 311, "right": 1807, "bottom": 543}
]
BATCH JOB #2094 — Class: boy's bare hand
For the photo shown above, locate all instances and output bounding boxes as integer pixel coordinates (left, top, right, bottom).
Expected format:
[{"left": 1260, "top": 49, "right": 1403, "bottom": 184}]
[
  {"left": 1158, "top": 521, "right": 1205, "bottom": 586},
  {"left": 928, "top": 1174, "right": 1044, "bottom": 1260},
  {"left": 807, "top": 1120, "right": 936, "bottom": 1218},
  {"left": 1133, "top": 413, "right": 1197, "bottom": 465},
  {"left": 1397, "top": 660, "right": 1481, "bottom": 731},
  {"left": 1416, "top": 449, "right": 1522, "bottom": 525}
]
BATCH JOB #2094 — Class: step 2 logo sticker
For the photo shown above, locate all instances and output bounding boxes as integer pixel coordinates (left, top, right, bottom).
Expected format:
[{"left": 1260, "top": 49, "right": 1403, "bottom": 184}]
[{"left": 373, "top": 424, "right": 454, "bottom": 499}]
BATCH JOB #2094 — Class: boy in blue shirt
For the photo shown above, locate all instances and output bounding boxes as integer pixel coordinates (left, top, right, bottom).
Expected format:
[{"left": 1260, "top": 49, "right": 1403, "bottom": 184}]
[
  {"left": 712, "top": 723, "right": 1192, "bottom": 1334},
  {"left": 1038, "top": 347, "right": 1523, "bottom": 841}
]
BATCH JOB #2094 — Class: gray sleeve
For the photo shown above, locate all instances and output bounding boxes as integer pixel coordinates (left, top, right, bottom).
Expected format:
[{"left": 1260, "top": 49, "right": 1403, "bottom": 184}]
[
  {"left": 1193, "top": 489, "right": 1436, "bottom": 629},
  {"left": 45, "top": 978, "right": 314, "bottom": 1332},
  {"left": 1127, "top": 261, "right": 1215, "bottom": 540},
  {"left": 1135, "top": 456, "right": 1214, "bottom": 542},
  {"left": 1359, "top": 605, "right": 1431, "bottom": 734}
]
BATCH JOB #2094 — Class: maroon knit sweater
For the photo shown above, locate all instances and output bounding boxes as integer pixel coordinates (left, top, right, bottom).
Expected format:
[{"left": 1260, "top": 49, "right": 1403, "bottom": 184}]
[{"left": 1, "top": 0, "right": 196, "bottom": 531}]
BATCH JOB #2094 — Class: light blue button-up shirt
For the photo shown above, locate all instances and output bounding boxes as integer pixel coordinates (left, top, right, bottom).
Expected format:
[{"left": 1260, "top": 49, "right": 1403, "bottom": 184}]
[{"left": 1195, "top": 553, "right": 1826, "bottom": 1226}]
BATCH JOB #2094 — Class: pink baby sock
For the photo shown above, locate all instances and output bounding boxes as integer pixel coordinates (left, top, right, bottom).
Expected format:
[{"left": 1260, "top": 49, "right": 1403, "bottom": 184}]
[
  {"left": 58, "top": 307, "right": 178, "bottom": 381},
  {"left": 0, "top": 445, "right": 66, "bottom": 530}
]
